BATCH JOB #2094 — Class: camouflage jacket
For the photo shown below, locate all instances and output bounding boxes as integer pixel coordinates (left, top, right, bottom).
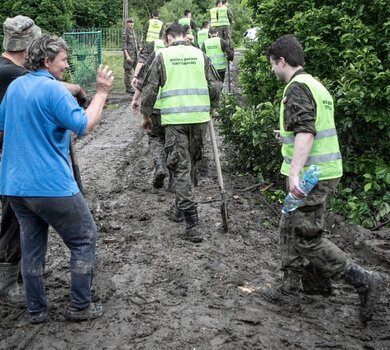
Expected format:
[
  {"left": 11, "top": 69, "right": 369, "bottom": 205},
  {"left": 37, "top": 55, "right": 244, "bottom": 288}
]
[
  {"left": 283, "top": 70, "right": 316, "bottom": 135},
  {"left": 140, "top": 41, "right": 222, "bottom": 117},
  {"left": 121, "top": 27, "right": 138, "bottom": 55}
]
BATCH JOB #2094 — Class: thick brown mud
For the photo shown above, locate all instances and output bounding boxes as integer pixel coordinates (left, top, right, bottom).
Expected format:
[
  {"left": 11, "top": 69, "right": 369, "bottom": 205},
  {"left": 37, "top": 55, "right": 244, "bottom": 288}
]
[{"left": 1, "top": 61, "right": 389, "bottom": 349}]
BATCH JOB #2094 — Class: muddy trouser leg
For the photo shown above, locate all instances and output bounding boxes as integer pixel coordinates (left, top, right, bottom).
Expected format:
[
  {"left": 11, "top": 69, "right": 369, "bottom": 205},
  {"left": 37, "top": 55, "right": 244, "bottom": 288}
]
[
  {"left": 123, "top": 56, "right": 136, "bottom": 92},
  {"left": 165, "top": 125, "right": 195, "bottom": 211},
  {"left": 218, "top": 70, "right": 226, "bottom": 84},
  {"left": 280, "top": 178, "right": 348, "bottom": 279},
  {"left": 0, "top": 196, "right": 21, "bottom": 264},
  {"left": 149, "top": 112, "right": 166, "bottom": 164},
  {"left": 189, "top": 123, "right": 207, "bottom": 187},
  {"left": 9, "top": 193, "right": 96, "bottom": 314}
]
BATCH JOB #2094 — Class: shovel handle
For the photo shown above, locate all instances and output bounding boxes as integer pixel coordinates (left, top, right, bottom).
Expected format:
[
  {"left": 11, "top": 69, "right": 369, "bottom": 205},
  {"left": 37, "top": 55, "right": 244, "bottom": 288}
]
[{"left": 209, "top": 118, "right": 225, "bottom": 193}]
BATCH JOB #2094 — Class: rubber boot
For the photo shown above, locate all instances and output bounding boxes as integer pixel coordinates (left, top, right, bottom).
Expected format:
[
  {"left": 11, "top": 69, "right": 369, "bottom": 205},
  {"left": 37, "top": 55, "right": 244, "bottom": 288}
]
[
  {"left": 262, "top": 270, "right": 301, "bottom": 302},
  {"left": 167, "top": 170, "right": 175, "bottom": 193},
  {"left": 343, "top": 262, "right": 383, "bottom": 323},
  {"left": 182, "top": 207, "right": 203, "bottom": 243},
  {"left": 152, "top": 159, "right": 167, "bottom": 189},
  {"left": 166, "top": 200, "right": 184, "bottom": 222},
  {"left": 0, "top": 262, "right": 25, "bottom": 307}
]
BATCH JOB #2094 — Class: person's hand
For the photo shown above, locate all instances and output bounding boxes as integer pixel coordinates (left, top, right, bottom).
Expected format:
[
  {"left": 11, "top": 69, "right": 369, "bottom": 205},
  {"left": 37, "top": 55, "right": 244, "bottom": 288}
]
[
  {"left": 289, "top": 174, "right": 306, "bottom": 199},
  {"left": 142, "top": 116, "right": 152, "bottom": 132},
  {"left": 95, "top": 65, "right": 114, "bottom": 94},
  {"left": 131, "top": 98, "right": 140, "bottom": 113},
  {"left": 273, "top": 129, "right": 281, "bottom": 142},
  {"left": 126, "top": 56, "right": 132, "bottom": 63},
  {"left": 131, "top": 77, "right": 138, "bottom": 89}
]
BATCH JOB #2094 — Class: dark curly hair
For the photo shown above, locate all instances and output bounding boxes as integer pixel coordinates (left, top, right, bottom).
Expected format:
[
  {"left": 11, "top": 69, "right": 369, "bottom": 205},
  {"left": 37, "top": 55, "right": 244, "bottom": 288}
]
[{"left": 25, "top": 34, "right": 68, "bottom": 71}]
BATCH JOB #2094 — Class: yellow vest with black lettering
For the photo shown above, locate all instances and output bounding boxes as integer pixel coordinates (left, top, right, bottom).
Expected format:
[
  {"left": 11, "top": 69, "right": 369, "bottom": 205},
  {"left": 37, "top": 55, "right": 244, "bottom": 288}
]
[
  {"left": 146, "top": 19, "right": 163, "bottom": 42},
  {"left": 210, "top": 7, "right": 218, "bottom": 27},
  {"left": 217, "top": 6, "right": 230, "bottom": 26},
  {"left": 197, "top": 29, "right": 209, "bottom": 49},
  {"left": 280, "top": 73, "right": 343, "bottom": 180},
  {"left": 160, "top": 45, "right": 210, "bottom": 125},
  {"left": 204, "top": 37, "right": 226, "bottom": 71},
  {"left": 178, "top": 17, "right": 191, "bottom": 28}
]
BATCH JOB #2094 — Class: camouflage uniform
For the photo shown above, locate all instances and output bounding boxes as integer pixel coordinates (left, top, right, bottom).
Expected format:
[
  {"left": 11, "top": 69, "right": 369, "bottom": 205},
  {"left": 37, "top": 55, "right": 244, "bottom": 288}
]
[
  {"left": 140, "top": 41, "right": 222, "bottom": 211},
  {"left": 121, "top": 26, "right": 138, "bottom": 93},
  {"left": 216, "top": 7, "right": 233, "bottom": 45},
  {"left": 280, "top": 70, "right": 348, "bottom": 278},
  {"left": 137, "top": 49, "right": 166, "bottom": 169}
]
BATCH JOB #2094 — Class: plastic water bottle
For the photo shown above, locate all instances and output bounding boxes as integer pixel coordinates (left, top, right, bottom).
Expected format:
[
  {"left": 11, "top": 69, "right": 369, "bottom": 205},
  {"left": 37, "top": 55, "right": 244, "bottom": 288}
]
[{"left": 281, "top": 165, "right": 322, "bottom": 215}]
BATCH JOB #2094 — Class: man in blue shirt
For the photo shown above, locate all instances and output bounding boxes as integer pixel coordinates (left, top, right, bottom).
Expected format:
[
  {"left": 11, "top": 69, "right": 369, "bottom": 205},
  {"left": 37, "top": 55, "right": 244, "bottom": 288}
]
[{"left": 0, "top": 34, "right": 113, "bottom": 323}]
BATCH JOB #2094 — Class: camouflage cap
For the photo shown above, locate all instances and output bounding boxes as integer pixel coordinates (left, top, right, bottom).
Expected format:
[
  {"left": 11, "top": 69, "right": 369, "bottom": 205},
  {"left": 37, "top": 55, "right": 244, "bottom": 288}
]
[{"left": 3, "top": 15, "right": 42, "bottom": 51}]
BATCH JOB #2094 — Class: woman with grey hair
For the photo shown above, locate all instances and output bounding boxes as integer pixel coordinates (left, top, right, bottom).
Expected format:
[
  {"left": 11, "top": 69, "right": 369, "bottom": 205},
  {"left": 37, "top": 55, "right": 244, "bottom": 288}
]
[{"left": 0, "top": 34, "right": 113, "bottom": 323}]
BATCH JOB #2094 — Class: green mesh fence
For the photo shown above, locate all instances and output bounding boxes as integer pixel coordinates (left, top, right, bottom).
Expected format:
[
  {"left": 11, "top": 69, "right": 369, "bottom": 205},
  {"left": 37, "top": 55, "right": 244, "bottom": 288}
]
[{"left": 62, "top": 31, "right": 102, "bottom": 92}]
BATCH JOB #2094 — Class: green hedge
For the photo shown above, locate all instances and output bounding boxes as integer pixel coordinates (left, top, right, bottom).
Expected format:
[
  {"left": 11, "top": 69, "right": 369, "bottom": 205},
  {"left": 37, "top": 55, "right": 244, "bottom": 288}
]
[{"left": 219, "top": 0, "right": 390, "bottom": 227}]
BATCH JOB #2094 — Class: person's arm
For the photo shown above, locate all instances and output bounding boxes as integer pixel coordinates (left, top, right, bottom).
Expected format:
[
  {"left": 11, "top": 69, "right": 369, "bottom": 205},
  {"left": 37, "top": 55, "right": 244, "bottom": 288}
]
[
  {"left": 191, "top": 19, "right": 199, "bottom": 32},
  {"left": 289, "top": 133, "right": 314, "bottom": 198},
  {"left": 84, "top": 65, "right": 114, "bottom": 134},
  {"left": 227, "top": 8, "right": 234, "bottom": 25},
  {"left": 221, "top": 39, "right": 234, "bottom": 61},
  {"left": 204, "top": 54, "right": 223, "bottom": 108},
  {"left": 140, "top": 54, "right": 164, "bottom": 130},
  {"left": 283, "top": 81, "right": 317, "bottom": 198}
]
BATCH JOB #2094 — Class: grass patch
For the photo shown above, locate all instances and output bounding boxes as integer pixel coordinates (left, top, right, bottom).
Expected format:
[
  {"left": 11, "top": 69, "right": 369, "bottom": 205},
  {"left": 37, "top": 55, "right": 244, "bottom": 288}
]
[{"left": 102, "top": 50, "right": 125, "bottom": 93}]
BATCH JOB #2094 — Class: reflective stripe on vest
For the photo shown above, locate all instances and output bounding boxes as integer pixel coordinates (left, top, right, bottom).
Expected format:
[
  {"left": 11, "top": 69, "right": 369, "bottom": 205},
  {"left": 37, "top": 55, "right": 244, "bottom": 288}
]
[
  {"left": 153, "top": 42, "right": 166, "bottom": 110},
  {"left": 217, "top": 6, "right": 230, "bottom": 26},
  {"left": 279, "top": 73, "right": 343, "bottom": 180},
  {"left": 210, "top": 8, "right": 218, "bottom": 27},
  {"left": 178, "top": 17, "right": 191, "bottom": 28},
  {"left": 160, "top": 45, "right": 210, "bottom": 125},
  {"left": 204, "top": 37, "right": 226, "bottom": 71},
  {"left": 146, "top": 19, "right": 163, "bottom": 42},
  {"left": 197, "top": 29, "right": 209, "bottom": 49}
]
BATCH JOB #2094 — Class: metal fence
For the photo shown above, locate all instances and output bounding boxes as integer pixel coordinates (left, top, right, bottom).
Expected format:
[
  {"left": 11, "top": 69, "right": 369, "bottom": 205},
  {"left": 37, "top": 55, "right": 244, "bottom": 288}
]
[
  {"left": 69, "top": 27, "right": 123, "bottom": 50},
  {"left": 62, "top": 31, "right": 102, "bottom": 91}
]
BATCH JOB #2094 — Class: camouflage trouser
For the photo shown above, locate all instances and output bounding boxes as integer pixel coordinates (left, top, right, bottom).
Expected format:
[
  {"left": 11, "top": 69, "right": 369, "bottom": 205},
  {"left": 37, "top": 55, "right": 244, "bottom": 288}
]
[
  {"left": 216, "top": 26, "right": 231, "bottom": 45},
  {"left": 123, "top": 53, "right": 137, "bottom": 92},
  {"left": 280, "top": 178, "right": 348, "bottom": 279},
  {"left": 165, "top": 123, "right": 207, "bottom": 211},
  {"left": 149, "top": 112, "right": 165, "bottom": 162}
]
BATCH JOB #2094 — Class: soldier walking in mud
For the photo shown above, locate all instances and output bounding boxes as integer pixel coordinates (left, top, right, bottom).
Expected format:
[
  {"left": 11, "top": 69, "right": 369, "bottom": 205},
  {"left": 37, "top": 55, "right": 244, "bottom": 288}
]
[
  {"left": 122, "top": 18, "right": 138, "bottom": 94},
  {"left": 266, "top": 35, "right": 383, "bottom": 323},
  {"left": 0, "top": 34, "right": 113, "bottom": 323},
  {"left": 131, "top": 36, "right": 168, "bottom": 189},
  {"left": 140, "top": 23, "right": 222, "bottom": 243}
]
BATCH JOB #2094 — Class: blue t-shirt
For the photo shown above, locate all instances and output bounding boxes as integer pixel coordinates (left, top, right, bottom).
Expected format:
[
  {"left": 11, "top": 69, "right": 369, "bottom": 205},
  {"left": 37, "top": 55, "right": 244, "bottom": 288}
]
[{"left": 0, "top": 70, "right": 87, "bottom": 197}]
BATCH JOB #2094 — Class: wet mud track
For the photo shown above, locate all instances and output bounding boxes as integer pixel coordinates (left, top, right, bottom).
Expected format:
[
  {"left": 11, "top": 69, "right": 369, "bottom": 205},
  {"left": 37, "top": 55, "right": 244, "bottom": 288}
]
[{"left": 1, "top": 90, "right": 390, "bottom": 349}]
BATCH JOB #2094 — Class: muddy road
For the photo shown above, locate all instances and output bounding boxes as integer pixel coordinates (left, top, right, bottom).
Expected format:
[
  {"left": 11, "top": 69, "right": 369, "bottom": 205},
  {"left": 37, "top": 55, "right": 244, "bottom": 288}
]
[{"left": 1, "top": 69, "right": 390, "bottom": 349}]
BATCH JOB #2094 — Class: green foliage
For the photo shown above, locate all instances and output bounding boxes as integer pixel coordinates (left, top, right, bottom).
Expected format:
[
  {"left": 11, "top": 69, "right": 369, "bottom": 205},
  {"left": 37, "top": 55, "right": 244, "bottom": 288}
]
[
  {"left": 216, "top": 93, "right": 282, "bottom": 184},
  {"left": 219, "top": 0, "right": 390, "bottom": 227}
]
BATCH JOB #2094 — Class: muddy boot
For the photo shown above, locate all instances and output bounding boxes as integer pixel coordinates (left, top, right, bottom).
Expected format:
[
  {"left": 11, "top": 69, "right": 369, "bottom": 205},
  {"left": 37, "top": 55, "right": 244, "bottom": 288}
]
[
  {"left": 343, "top": 262, "right": 383, "bottom": 323},
  {"left": 262, "top": 270, "right": 302, "bottom": 302},
  {"left": 0, "top": 262, "right": 25, "bottom": 307},
  {"left": 166, "top": 201, "right": 184, "bottom": 222},
  {"left": 301, "top": 263, "right": 332, "bottom": 296},
  {"left": 167, "top": 170, "right": 175, "bottom": 193},
  {"left": 181, "top": 207, "right": 203, "bottom": 243},
  {"left": 152, "top": 159, "right": 167, "bottom": 189}
]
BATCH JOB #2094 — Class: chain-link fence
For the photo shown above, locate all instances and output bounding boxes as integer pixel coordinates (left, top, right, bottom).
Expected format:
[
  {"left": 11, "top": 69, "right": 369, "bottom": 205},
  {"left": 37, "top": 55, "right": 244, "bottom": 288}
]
[{"left": 62, "top": 31, "right": 102, "bottom": 91}]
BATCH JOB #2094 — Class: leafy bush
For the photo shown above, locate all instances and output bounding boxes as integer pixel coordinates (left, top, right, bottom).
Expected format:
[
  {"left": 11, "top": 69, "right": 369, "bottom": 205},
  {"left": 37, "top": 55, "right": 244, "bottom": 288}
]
[{"left": 219, "top": 0, "right": 390, "bottom": 227}]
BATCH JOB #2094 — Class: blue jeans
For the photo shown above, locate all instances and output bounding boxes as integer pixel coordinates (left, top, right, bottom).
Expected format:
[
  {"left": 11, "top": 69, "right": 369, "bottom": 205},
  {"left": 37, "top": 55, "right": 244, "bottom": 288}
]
[{"left": 9, "top": 193, "right": 96, "bottom": 314}]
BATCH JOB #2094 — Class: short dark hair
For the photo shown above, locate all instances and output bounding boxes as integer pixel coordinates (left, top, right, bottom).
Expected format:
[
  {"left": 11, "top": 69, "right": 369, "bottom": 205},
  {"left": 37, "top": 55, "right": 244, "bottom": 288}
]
[
  {"left": 164, "top": 23, "right": 186, "bottom": 40},
  {"left": 202, "top": 21, "right": 209, "bottom": 28},
  {"left": 25, "top": 34, "right": 68, "bottom": 71},
  {"left": 222, "top": 0, "right": 228, "bottom": 4},
  {"left": 184, "top": 10, "right": 191, "bottom": 16},
  {"left": 215, "top": 0, "right": 222, "bottom": 5},
  {"left": 266, "top": 35, "right": 305, "bottom": 67},
  {"left": 209, "top": 27, "right": 218, "bottom": 36},
  {"left": 152, "top": 10, "right": 159, "bottom": 17}
]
